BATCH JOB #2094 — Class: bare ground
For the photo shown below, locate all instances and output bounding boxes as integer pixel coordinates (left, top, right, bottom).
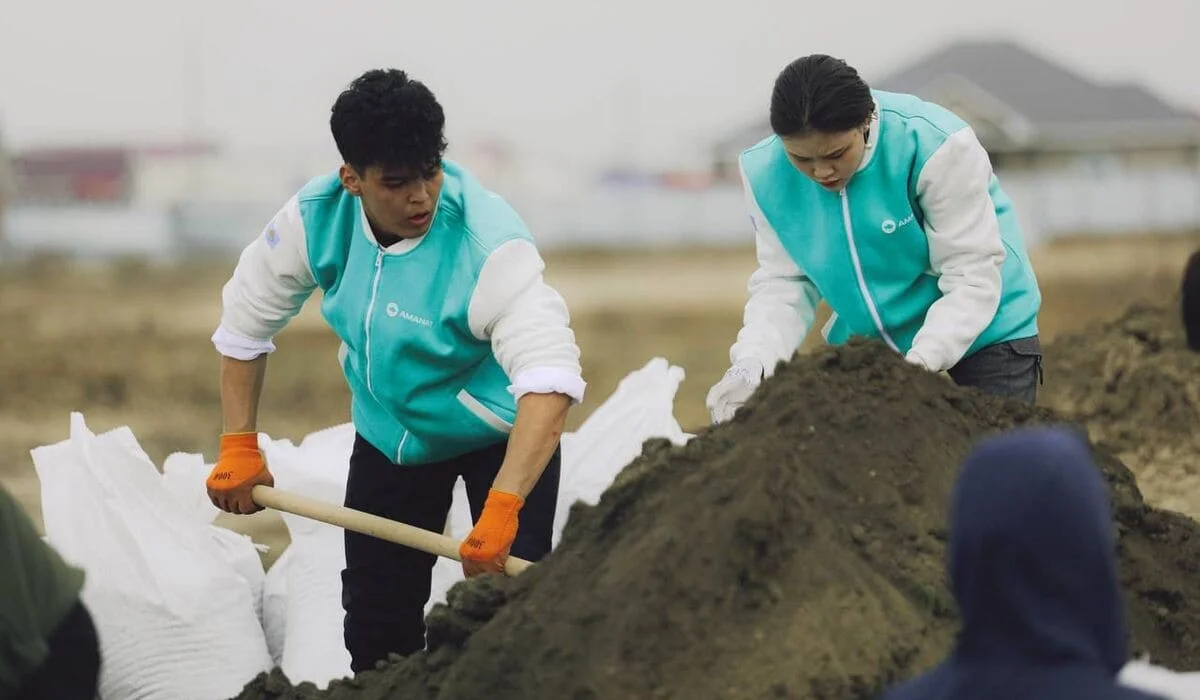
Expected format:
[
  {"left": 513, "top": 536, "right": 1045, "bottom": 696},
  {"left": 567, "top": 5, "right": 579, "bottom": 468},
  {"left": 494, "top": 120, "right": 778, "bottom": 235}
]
[{"left": 1, "top": 232, "right": 1196, "bottom": 561}]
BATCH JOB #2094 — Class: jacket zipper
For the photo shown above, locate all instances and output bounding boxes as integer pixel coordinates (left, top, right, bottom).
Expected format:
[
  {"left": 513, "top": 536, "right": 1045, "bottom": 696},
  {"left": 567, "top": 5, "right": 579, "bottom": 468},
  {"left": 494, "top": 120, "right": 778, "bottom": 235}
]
[
  {"left": 839, "top": 189, "right": 899, "bottom": 352},
  {"left": 363, "top": 248, "right": 408, "bottom": 464},
  {"left": 396, "top": 432, "right": 408, "bottom": 465},
  {"left": 363, "top": 250, "right": 384, "bottom": 398}
]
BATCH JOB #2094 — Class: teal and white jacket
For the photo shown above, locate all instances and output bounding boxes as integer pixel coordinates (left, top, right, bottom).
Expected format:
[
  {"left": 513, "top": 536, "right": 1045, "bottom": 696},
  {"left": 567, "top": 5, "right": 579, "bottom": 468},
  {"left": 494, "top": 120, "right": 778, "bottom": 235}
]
[
  {"left": 212, "top": 160, "right": 585, "bottom": 466},
  {"left": 730, "top": 89, "right": 1041, "bottom": 375}
]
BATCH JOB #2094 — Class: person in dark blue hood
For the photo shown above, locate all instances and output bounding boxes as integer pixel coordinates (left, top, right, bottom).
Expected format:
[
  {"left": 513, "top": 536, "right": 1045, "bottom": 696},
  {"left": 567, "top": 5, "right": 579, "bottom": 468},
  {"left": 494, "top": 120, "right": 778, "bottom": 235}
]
[{"left": 879, "top": 425, "right": 1166, "bottom": 700}]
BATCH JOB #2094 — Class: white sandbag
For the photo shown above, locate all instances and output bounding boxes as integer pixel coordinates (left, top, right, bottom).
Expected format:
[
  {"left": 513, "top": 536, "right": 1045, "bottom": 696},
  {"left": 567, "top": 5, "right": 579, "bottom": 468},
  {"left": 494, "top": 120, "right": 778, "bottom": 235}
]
[
  {"left": 211, "top": 526, "right": 269, "bottom": 622},
  {"left": 160, "top": 451, "right": 220, "bottom": 525},
  {"left": 276, "top": 527, "right": 349, "bottom": 683},
  {"left": 32, "top": 412, "right": 273, "bottom": 700},
  {"left": 257, "top": 426, "right": 355, "bottom": 687},
  {"left": 555, "top": 356, "right": 692, "bottom": 542},
  {"left": 1120, "top": 658, "right": 1200, "bottom": 699},
  {"left": 261, "top": 545, "right": 292, "bottom": 667},
  {"left": 161, "top": 450, "right": 269, "bottom": 624},
  {"left": 155, "top": 423, "right": 357, "bottom": 689},
  {"left": 297, "top": 421, "right": 358, "bottom": 457}
]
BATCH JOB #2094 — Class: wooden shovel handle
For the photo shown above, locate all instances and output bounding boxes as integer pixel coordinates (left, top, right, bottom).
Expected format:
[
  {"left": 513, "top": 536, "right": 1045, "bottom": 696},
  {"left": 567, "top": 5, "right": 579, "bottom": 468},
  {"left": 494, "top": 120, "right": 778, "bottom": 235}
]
[{"left": 251, "top": 484, "right": 533, "bottom": 576}]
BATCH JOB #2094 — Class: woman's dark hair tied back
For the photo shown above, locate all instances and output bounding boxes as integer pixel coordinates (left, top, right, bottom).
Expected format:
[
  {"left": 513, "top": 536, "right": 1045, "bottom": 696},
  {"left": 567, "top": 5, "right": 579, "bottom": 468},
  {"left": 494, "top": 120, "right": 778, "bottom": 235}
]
[{"left": 770, "top": 54, "right": 874, "bottom": 137}]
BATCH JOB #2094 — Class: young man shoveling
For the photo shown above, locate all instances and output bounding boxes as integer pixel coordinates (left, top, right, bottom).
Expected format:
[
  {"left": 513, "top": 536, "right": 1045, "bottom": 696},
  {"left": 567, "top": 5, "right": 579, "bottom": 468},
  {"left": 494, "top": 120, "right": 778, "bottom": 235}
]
[{"left": 202, "top": 68, "right": 585, "bottom": 673}]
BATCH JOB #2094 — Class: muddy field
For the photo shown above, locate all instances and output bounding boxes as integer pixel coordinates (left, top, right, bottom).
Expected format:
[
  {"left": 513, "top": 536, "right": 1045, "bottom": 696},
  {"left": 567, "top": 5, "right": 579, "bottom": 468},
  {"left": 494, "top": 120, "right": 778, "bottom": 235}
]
[
  {"left": 1, "top": 235, "right": 1194, "bottom": 515},
  {"left": 2, "top": 232, "right": 1199, "bottom": 698}
]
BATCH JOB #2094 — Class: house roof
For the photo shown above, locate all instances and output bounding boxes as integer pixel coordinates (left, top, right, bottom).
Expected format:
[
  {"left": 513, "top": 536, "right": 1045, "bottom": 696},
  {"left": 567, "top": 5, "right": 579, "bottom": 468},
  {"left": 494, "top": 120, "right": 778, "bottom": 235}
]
[
  {"left": 715, "top": 39, "right": 1200, "bottom": 156},
  {"left": 876, "top": 40, "right": 1200, "bottom": 150},
  {"left": 878, "top": 40, "right": 1194, "bottom": 125}
]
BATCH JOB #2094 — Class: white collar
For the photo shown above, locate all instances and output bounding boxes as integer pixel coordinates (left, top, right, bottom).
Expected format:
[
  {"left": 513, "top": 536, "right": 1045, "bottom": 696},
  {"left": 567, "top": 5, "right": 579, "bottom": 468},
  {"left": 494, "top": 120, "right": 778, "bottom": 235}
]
[{"left": 357, "top": 197, "right": 434, "bottom": 254}]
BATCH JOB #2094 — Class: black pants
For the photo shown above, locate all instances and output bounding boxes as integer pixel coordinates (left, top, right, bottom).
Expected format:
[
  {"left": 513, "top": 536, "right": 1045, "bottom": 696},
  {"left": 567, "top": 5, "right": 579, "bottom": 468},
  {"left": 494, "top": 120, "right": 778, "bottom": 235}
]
[
  {"left": 11, "top": 601, "right": 102, "bottom": 700},
  {"left": 948, "top": 335, "right": 1043, "bottom": 405},
  {"left": 341, "top": 433, "right": 560, "bottom": 673}
]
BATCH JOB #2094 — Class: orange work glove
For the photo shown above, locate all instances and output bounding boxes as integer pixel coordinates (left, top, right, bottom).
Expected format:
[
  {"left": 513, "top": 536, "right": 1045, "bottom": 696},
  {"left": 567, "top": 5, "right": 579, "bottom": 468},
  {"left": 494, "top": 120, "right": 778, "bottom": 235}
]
[
  {"left": 459, "top": 489, "right": 523, "bottom": 578},
  {"left": 205, "top": 432, "right": 273, "bottom": 515}
]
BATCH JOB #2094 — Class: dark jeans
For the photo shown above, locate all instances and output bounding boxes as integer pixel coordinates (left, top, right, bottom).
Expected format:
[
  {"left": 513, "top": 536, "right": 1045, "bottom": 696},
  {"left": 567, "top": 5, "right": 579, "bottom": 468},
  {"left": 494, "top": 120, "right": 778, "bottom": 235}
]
[
  {"left": 341, "top": 433, "right": 560, "bottom": 673},
  {"left": 948, "top": 335, "right": 1043, "bottom": 405},
  {"left": 12, "top": 601, "right": 102, "bottom": 700}
]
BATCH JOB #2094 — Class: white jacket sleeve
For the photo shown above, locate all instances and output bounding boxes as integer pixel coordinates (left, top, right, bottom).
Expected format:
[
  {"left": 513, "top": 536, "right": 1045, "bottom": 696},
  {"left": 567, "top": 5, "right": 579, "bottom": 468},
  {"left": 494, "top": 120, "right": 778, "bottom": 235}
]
[
  {"left": 727, "top": 164, "right": 822, "bottom": 377},
  {"left": 467, "top": 239, "right": 586, "bottom": 404},
  {"left": 210, "top": 195, "right": 318, "bottom": 360},
  {"left": 906, "top": 127, "right": 1007, "bottom": 372}
]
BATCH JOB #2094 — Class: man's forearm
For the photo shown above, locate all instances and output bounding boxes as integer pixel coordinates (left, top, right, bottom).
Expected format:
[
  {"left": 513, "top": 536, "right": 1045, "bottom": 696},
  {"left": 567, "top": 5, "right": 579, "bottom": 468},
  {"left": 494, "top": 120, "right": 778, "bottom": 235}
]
[
  {"left": 491, "top": 391, "right": 572, "bottom": 499},
  {"left": 220, "top": 354, "right": 268, "bottom": 433}
]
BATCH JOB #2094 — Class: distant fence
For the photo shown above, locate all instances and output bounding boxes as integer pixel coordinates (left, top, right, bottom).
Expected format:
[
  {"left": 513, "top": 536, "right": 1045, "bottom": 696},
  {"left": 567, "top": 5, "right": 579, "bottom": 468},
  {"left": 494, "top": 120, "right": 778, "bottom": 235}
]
[
  {"left": 4, "top": 167, "right": 1198, "bottom": 260},
  {"left": 1000, "top": 167, "right": 1200, "bottom": 246}
]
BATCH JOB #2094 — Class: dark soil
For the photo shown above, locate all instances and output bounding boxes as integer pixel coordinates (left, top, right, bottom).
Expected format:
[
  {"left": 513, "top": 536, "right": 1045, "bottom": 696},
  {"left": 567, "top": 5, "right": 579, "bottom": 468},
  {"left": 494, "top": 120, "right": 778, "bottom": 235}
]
[
  {"left": 231, "top": 338, "right": 1200, "bottom": 700},
  {"left": 1040, "top": 297, "right": 1200, "bottom": 518}
]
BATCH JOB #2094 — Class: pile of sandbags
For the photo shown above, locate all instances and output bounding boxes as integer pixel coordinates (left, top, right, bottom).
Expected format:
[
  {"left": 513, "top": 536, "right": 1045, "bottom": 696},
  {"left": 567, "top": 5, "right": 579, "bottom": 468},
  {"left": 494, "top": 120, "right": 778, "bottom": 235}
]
[
  {"left": 30, "top": 358, "right": 692, "bottom": 697},
  {"left": 33, "top": 413, "right": 274, "bottom": 700}
]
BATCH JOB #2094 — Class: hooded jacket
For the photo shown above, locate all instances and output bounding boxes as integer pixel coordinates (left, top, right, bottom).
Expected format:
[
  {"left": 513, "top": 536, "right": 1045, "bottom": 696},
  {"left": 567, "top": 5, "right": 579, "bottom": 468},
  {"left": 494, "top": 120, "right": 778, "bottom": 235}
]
[{"left": 880, "top": 426, "right": 1165, "bottom": 700}]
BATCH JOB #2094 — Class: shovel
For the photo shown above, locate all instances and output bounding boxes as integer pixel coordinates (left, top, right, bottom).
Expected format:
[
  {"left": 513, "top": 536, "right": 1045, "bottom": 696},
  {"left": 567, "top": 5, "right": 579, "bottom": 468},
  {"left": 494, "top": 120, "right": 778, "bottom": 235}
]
[{"left": 251, "top": 484, "right": 534, "bottom": 577}]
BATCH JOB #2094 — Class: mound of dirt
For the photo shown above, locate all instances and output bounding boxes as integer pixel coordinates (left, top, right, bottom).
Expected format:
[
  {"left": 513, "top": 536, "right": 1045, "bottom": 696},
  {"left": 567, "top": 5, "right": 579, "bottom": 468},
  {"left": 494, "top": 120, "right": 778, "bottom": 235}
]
[
  {"left": 1041, "top": 299, "right": 1200, "bottom": 519},
  {"left": 233, "top": 339, "right": 1200, "bottom": 700}
]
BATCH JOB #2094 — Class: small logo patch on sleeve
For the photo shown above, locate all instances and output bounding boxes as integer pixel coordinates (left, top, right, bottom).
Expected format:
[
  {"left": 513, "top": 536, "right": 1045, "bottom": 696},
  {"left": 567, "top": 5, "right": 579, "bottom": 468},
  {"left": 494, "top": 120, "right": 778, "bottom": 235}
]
[{"left": 263, "top": 223, "right": 280, "bottom": 249}]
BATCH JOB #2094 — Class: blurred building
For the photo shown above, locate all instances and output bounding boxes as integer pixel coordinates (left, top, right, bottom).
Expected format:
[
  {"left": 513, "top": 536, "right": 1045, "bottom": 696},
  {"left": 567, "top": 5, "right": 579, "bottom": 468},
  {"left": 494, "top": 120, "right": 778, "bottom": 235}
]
[
  {"left": 9, "top": 141, "right": 221, "bottom": 207},
  {"left": 711, "top": 40, "right": 1200, "bottom": 243},
  {"left": 5, "top": 141, "right": 216, "bottom": 259},
  {"left": 2, "top": 141, "right": 326, "bottom": 259},
  {"left": 0, "top": 126, "right": 11, "bottom": 253}
]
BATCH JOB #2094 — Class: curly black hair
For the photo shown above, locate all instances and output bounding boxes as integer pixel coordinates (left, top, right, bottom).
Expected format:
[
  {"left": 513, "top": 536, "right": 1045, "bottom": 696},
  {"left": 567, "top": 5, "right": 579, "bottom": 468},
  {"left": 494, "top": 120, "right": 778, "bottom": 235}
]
[{"left": 329, "top": 68, "right": 448, "bottom": 176}]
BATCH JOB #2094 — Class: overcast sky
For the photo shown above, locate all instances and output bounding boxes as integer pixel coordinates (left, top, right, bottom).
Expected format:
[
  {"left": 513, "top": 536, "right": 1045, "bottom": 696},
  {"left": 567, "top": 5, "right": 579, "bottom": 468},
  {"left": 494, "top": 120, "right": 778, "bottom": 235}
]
[{"left": 1, "top": 0, "right": 1195, "bottom": 171}]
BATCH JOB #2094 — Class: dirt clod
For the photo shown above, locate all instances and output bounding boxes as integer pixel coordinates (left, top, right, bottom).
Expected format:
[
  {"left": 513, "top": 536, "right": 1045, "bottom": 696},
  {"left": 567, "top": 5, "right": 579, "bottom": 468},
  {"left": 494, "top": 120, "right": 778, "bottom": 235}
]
[
  {"left": 233, "top": 336, "right": 1200, "bottom": 700},
  {"left": 1041, "top": 298, "right": 1200, "bottom": 519}
]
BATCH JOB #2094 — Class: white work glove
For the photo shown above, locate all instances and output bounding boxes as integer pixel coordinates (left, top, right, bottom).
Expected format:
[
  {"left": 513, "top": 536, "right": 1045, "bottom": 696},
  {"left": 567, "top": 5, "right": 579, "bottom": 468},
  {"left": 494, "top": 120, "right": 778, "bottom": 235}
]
[
  {"left": 706, "top": 359, "right": 765, "bottom": 424},
  {"left": 906, "top": 349, "right": 955, "bottom": 384},
  {"left": 904, "top": 350, "right": 930, "bottom": 370}
]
